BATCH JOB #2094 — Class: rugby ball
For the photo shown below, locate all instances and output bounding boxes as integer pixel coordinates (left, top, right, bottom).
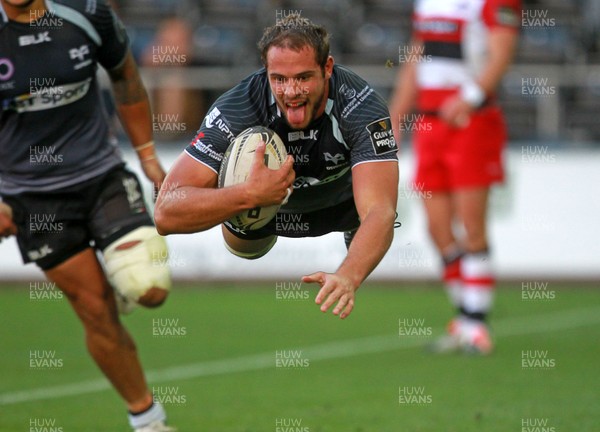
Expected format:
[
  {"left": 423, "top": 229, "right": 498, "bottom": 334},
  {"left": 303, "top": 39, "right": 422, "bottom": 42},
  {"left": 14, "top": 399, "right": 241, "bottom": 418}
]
[{"left": 218, "top": 126, "right": 288, "bottom": 230}]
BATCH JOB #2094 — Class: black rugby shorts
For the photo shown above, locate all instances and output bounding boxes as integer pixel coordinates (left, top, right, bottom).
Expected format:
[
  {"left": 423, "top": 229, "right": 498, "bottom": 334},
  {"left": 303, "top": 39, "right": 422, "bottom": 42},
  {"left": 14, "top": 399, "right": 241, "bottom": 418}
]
[
  {"left": 224, "top": 198, "right": 360, "bottom": 241},
  {"left": 2, "top": 166, "right": 153, "bottom": 270}
]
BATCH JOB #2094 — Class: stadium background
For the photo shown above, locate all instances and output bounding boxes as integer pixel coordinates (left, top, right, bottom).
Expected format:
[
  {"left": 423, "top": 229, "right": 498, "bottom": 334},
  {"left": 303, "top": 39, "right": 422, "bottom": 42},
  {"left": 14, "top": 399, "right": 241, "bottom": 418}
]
[
  {"left": 1, "top": 0, "right": 599, "bottom": 281},
  {"left": 1, "top": 2, "right": 599, "bottom": 431}
]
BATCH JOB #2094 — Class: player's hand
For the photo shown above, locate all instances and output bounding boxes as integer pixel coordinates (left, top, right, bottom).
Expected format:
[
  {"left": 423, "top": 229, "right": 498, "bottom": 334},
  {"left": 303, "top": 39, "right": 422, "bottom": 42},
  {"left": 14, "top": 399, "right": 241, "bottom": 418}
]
[
  {"left": 246, "top": 142, "right": 295, "bottom": 207},
  {"left": 302, "top": 271, "right": 357, "bottom": 319},
  {"left": 0, "top": 202, "right": 18, "bottom": 239},
  {"left": 140, "top": 157, "right": 167, "bottom": 199},
  {"left": 439, "top": 95, "right": 474, "bottom": 128}
]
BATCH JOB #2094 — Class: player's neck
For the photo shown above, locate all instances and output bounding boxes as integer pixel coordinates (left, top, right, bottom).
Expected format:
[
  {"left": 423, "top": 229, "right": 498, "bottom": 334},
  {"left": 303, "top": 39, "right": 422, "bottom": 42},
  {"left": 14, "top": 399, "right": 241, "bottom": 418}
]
[
  {"left": 2, "top": 0, "right": 47, "bottom": 23},
  {"left": 314, "top": 77, "right": 330, "bottom": 119}
]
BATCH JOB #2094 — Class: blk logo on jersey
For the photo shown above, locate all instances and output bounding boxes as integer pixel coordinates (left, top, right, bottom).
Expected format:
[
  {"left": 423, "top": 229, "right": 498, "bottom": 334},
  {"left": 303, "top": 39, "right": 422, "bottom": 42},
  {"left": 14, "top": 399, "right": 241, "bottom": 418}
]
[
  {"left": 366, "top": 117, "right": 397, "bottom": 155},
  {"left": 18, "top": 31, "right": 51, "bottom": 46},
  {"left": 288, "top": 130, "right": 318, "bottom": 141},
  {"left": 27, "top": 244, "right": 54, "bottom": 261}
]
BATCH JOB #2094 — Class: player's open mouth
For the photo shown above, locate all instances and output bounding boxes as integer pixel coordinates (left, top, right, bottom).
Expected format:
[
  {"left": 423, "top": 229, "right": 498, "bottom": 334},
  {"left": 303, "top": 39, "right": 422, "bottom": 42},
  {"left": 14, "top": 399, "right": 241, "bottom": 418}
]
[{"left": 285, "top": 101, "right": 307, "bottom": 125}]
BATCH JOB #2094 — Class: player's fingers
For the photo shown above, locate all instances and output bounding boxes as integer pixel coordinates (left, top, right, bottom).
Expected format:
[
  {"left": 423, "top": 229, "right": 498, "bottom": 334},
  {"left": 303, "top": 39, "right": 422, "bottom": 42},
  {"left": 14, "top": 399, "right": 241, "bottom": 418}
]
[
  {"left": 319, "top": 285, "right": 341, "bottom": 311},
  {"left": 338, "top": 297, "right": 355, "bottom": 319},
  {"left": 252, "top": 141, "right": 267, "bottom": 167},
  {"left": 282, "top": 155, "right": 294, "bottom": 171},
  {"left": 281, "top": 187, "right": 293, "bottom": 205},
  {"left": 332, "top": 294, "right": 348, "bottom": 316},
  {"left": 302, "top": 272, "right": 325, "bottom": 285},
  {"left": 285, "top": 156, "right": 296, "bottom": 182},
  {"left": 0, "top": 221, "right": 17, "bottom": 237}
]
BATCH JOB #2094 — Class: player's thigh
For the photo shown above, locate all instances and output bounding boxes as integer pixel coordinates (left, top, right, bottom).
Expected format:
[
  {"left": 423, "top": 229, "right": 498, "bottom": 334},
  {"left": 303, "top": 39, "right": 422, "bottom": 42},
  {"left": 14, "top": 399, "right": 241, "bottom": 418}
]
[
  {"left": 222, "top": 225, "right": 277, "bottom": 260},
  {"left": 88, "top": 167, "right": 171, "bottom": 302}
]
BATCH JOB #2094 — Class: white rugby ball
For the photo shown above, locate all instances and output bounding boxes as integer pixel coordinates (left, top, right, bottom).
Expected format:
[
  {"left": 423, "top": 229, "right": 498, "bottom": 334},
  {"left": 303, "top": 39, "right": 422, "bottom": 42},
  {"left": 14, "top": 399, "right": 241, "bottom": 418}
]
[{"left": 218, "top": 126, "right": 288, "bottom": 230}]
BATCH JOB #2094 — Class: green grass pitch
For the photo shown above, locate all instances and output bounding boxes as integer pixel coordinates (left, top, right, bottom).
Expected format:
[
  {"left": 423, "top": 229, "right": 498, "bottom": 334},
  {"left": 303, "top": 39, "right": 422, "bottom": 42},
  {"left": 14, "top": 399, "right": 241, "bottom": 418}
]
[{"left": 0, "top": 282, "right": 599, "bottom": 431}]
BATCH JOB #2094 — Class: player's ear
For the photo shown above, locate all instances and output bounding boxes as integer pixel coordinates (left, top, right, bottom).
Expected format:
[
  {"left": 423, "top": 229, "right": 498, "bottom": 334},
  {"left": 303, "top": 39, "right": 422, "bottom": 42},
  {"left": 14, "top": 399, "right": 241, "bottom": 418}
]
[{"left": 324, "top": 55, "right": 334, "bottom": 79}]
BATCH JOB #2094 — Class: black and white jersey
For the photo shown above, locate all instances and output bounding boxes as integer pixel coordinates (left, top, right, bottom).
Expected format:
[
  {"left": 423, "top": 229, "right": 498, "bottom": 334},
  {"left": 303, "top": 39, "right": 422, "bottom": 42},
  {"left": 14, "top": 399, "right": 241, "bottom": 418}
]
[
  {"left": 0, "top": 0, "right": 128, "bottom": 195},
  {"left": 185, "top": 65, "right": 398, "bottom": 213}
]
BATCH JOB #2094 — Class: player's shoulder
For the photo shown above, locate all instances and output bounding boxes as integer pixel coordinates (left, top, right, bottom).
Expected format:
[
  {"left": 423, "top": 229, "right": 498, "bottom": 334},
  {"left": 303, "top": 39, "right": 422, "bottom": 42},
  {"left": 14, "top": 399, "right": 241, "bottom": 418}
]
[
  {"left": 220, "top": 68, "right": 269, "bottom": 103},
  {"left": 212, "top": 68, "right": 271, "bottom": 124},
  {"left": 330, "top": 64, "right": 385, "bottom": 121},
  {"left": 50, "top": 0, "right": 113, "bottom": 18},
  {"left": 49, "top": 0, "right": 120, "bottom": 40},
  {"left": 481, "top": 0, "right": 521, "bottom": 28},
  {"left": 331, "top": 64, "right": 371, "bottom": 98}
]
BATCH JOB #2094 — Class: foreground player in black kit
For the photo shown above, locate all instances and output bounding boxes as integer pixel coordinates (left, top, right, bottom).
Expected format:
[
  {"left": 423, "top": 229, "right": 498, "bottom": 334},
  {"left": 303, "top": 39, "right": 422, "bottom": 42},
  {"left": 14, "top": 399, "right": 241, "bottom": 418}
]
[
  {"left": 0, "top": 0, "right": 174, "bottom": 430},
  {"left": 155, "top": 14, "right": 399, "bottom": 319}
]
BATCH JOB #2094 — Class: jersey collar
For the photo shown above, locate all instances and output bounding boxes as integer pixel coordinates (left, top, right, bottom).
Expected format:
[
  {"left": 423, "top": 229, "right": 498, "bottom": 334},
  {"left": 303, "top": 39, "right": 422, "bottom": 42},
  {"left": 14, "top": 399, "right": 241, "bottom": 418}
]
[{"left": 0, "top": 2, "right": 8, "bottom": 26}]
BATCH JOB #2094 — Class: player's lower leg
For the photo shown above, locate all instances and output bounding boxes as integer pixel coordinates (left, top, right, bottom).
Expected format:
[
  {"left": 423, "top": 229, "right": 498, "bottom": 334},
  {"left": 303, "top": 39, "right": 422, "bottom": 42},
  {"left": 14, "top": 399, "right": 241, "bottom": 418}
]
[
  {"left": 457, "top": 248, "right": 494, "bottom": 354},
  {"left": 129, "top": 400, "right": 175, "bottom": 431},
  {"left": 44, "top": 249, "right": 173, "bottom": 429},
  {"left": 426, "top": 244, "right": 467, "bottom": 354},
  {"left": 451, "top": 187, "right": 494, "bottom": 354}
]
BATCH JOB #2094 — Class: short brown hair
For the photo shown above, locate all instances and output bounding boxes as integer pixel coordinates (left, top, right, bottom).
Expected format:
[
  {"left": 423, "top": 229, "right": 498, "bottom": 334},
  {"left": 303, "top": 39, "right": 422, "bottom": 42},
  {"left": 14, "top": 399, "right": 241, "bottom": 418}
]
[{"left": 258, "top": 13, "right": 330, "bottom": 69}]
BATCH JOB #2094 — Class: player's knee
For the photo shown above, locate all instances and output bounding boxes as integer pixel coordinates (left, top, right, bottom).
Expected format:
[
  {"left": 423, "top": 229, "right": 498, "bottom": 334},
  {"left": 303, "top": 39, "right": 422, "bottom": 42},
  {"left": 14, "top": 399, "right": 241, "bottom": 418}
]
[
  {"left": 223, "top": 234, "right": 277, "bottom": 260},
  {"left": 102, "top": 226, "right": 172, "bottom": 307},
  {"left": 462, "top": 224, "right": 487, "bottom": 251},
  {"left": 138, "top": 286, "right": 169, "bottom": 307}
]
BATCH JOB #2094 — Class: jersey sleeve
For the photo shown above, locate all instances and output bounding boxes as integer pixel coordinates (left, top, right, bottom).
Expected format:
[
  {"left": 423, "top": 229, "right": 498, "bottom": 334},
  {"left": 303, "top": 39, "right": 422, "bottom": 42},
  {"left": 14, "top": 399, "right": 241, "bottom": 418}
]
[
  {"left": 88, "top": 0, "right": 130, "bottom": 70},
  {"left": 482, "top": 0, "right": 522, "bottom": 30},
  {"left": 184, "top": 104, "right": 234, "bottom": 174},
  {"left": 337, "top": 71, "right": 398, "bottom": 167},
  {"left": 185, "top": 73, "right": 266, "bottom": 174}
]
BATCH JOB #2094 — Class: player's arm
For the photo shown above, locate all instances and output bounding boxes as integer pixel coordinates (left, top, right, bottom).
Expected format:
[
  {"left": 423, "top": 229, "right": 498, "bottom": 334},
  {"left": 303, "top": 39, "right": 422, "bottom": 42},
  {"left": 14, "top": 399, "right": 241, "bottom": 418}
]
[
  {"left": 154, "top": 145, "right": 294, "bottom": 235},
  {"left": 0, "top": 202, "right": 17, "bottom": 239},
  {"left": 440, "top": 26, "right": 519, "bottom": 126},
  {"left": 303, "top": 160, "right": 399, "bottom": 319},
  {"left": 389, "top": 39, "right": 421, "bottom": 142},
  {"left": 107, "top": 51, "right": 166, "bottom": 190}
]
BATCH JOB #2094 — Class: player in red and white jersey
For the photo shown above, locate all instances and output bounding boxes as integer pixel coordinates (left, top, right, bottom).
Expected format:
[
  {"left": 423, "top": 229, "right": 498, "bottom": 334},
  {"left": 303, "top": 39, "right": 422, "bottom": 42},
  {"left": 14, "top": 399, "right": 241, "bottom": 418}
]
[{"left": 390, "top": 0, "right": 521, "bottom": 354}]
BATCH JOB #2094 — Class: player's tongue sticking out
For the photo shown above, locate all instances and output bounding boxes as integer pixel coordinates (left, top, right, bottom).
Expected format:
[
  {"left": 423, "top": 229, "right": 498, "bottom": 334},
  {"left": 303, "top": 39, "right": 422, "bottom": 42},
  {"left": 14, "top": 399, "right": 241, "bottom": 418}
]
[{"left": 286, "top": 101, "right": 306, "bottom": 126}]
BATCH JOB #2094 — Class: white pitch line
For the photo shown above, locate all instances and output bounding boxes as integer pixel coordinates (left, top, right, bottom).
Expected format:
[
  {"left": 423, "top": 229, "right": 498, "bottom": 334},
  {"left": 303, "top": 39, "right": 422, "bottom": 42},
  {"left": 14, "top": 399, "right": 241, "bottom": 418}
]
[{"left": 1, "top": 305, "right": 599, "bottom": 406}]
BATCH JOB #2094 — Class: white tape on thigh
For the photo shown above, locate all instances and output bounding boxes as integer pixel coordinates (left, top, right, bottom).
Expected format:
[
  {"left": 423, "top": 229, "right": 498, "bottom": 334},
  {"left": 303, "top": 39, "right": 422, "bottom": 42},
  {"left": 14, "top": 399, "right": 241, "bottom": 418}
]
[{"left": 103, "top": 226, "right": 172, "bottom": 301}]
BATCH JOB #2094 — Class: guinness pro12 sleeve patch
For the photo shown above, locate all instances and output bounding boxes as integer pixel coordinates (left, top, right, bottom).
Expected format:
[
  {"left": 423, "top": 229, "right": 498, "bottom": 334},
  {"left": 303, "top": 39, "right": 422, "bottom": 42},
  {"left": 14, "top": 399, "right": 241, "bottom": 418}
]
[{"left": 366, "top": 117, "right": 398, "bottom": 155}]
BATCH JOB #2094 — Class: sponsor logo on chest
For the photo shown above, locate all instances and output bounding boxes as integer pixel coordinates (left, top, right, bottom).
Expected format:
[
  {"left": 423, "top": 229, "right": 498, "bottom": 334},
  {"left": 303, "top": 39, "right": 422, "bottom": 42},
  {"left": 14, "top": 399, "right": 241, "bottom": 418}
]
[{"left": 18, "top": 31, "right": 51, "bottom": 46}]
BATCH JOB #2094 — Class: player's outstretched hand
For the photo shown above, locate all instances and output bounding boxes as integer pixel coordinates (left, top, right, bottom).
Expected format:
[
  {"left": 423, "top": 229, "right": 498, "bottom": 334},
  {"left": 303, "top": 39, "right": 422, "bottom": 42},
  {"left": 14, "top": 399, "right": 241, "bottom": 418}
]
[
  {"left": 247, "top": 142, "right": 295, "bottom": 207},
  {"left": 302, "top": 271, "right": 357, "bottom": 319},
  {"left": 0, "top": 202, "right": 18, "bottom": 239}
]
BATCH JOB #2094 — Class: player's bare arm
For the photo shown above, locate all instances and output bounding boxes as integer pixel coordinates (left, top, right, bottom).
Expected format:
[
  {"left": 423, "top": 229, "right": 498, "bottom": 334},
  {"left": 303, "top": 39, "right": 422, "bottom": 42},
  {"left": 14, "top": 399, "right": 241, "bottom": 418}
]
[
  {"left": 0, "top": 202, "right": 17, "bottom": 238},
  {"left": 108, "top": 51, "right": 166, "bottom": 189},
  {"left": 389, "top": 39, "right": 421, "bottom": 142},
  {"left": 303, "top": 160, "right": 399, "bottom": 319},
  {"left": 440, "top": 27, "right": 519, "bottom": 127},
  {"left": 154, "top": 143, "right": 295, "bottom": 234}
]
